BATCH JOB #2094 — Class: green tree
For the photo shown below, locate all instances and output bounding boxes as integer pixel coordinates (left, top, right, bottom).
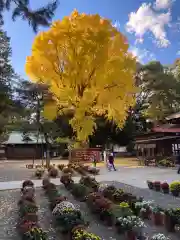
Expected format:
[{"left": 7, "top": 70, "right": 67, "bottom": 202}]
[
  {"left": 0, "top": 22, "right": 20, "bottom": 140},
  {"left": 136, "top": 61, "right": 180, "bottom": 121},
  {"left": 15, "top": 80, "right": 68, "bottom": 166},
  {"left": 0, "top": 0, "right": 58, "bottom": 32}
]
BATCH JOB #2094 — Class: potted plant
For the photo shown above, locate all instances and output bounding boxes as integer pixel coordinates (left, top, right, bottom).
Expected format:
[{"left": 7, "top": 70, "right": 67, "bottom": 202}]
[
  {"left": 170, "top": 181, "right": 180, "bottom": 196},
  {"left": 98, "top": 183, "right": 108, "bottom": 193},
  {"left": 103, "top": 185, "right": 116, "bottom": 199},
  {"left": 151, "top": 233, "right": 169, "bottom": 240},
  {"left": 71, "top": 227, "right": 101, "bottom": 240},
  {"left": 57, "top": 164, "right": 65, "bottom": 171},
  {"left": 164, "top": 208, "right": 176, "bottom": 232},
  {"left": 134, "top": 201, "right": 153, "bottom": 219},
  {"left": 48, "top": 167, "right": 58, "bottom": 178},
  {"left": 112, "top": 189, "right": 124, "bottom": 203},
  {"left": 147, "top": 180, "right": 153, "bottom": 190},
  {"left": 24, "top": 226, "right": 47, "bottom": 240},
  {"left": 153, "top": 181, "right": 161, "bottom": 191},
  {"left": 60, "top": 174, "right": 74, "bottom": 189},
  {"left": 161, "top": 182, "right": 169, "bottom": 194},
  {"left": 35, "top": 168, "right": 44, "bottom": 179},
  {"left": 70, "top": 183, "right": 90, "bottom": 201},
  {"left": 151, "top": 206, "right": 164, "bottom": 226},
  {"left": 22, "top": 180, "right": 34, "bottom": 189},
  {"left": 113, "top": 203, "right": 133, "bottom": 226},
  {"left": 116, "top": 216, "right": 145, "bottom": 240}
]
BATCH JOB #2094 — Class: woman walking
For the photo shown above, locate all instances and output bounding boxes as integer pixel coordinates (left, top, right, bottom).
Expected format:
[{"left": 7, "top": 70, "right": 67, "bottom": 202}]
[{"left": 108, "top": 152, "right": 116, "bottom": 171}]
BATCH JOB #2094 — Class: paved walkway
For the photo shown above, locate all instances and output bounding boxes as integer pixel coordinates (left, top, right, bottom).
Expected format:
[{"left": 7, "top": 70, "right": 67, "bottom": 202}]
[{"left": 0, "top": 166, "right": 180, "bottom": 190}]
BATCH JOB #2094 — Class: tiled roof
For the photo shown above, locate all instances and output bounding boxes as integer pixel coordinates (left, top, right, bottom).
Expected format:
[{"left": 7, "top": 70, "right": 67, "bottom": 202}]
[
  {"left": 153, "top": 124, "right": 180, "bottom": 133},
  {"left": 3, "top": 132, "right": 46, "bottom": 144}
]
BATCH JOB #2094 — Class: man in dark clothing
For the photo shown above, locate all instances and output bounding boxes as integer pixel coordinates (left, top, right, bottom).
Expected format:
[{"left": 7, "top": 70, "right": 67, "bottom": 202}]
[{"left": 108, "top": 153, "right": 116, "bottom": 171}]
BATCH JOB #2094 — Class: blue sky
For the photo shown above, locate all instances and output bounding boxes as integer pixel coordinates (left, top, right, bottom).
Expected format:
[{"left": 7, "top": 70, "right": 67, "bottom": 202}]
[{"left": 3, "top": 0, "right": 180, "bottom": 78}]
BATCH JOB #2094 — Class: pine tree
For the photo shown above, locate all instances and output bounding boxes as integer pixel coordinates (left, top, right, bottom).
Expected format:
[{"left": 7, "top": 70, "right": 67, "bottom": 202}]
[
  {"left": 0, "top": 0, "right": 58, "bottom": 32},
  {"left": 0, "top": 22, "right": 17, "bottom": 139}
]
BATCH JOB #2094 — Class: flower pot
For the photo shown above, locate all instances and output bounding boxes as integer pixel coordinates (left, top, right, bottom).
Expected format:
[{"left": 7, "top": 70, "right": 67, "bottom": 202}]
[
  {"left": 164, "top": 214, "right": 175, "bottom": 232},
  {"left": 162, "top": 189, "right": 169, "bottom": 194},
  {"left": 125, "top": 230, "right": 136, "bottom": 240},
  {"left": 100, "top": 211, "right": 113, "bottom": 226},
  {"left": 140, "top": 208, "right": 151, "bottom": 219},
  {"left": 152, "top": 213, "right": 163, "bottom": 226},
  {"left": 147, "top": 181, "right": 153, "bottom": 189},
  {"left": 171, "top": 190, "right": 179, "bottom": 197},
  {"left": 154, "top": 186, "right": 161, "bottom": 191}
]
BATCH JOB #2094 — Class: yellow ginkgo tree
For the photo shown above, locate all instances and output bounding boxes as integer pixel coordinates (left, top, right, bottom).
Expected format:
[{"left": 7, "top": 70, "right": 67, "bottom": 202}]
[{"left": 25, "top": 10, "right": 137, "bottom": 146}]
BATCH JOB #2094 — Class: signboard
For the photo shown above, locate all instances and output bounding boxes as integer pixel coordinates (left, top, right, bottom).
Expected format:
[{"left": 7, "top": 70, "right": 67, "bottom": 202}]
[{"left": 69, "top": 148, "right": 101, "bottom": 163}]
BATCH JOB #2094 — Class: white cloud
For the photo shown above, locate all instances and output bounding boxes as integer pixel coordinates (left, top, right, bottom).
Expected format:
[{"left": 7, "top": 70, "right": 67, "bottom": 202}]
[
  {"left": 130, "top": 47, "right": 156, "bottom": 63},
  {"left": 176, "top": 50, "right": 180, "bottom": 55},
  {"left": 113, "top": 20, "right": 121, "bottom": 30},
  {"left": 154, "top": 0, "right": 174, "bottom": 10},
  {"left": 126, "top": 3, "right": 171, "bottom": 48}
]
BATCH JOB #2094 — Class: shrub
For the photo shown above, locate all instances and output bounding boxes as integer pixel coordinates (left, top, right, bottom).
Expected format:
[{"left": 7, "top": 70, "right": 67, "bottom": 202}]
[
  {"left": 79, "top": 176, "right": 99, "bottom": 190},
  {"left": 94, "top": 197, "right": 112, "bottom": 211},
  {"left": 57, "top": 164, "right": 65, "bottom": 171},
  {"left": 42, "top": 177, "right": 50, "bottom": 189},
  {"left": 60, "top": 174, "right": 74, "bottom": 186},
  {"left": 103, "top": 185, "right": 116, "bottom": 198},
  {"left": 48, "top": 168, "right": 58, "bottom": 178},
  {"left": 170, "top": 181, "right": 180, "bottom": 192},
  {"left": 22, "top": 180, "right": 34, "bottom": 189},
  {"left": 112, "top": 202, "right": 133, "bottom": 219},
  {"left": 23, "top": 227, "right": 47, "bottom": 240},
  {"left": 62, "top": 167, "right": 74, "bottom": 174},
  {"left": 72, "top": 228, "right": 101, "bottom": 240},
  {"left": 71, "top": 183, "right": 90, "bottom": 200},
  {"left": 35, "top": 168, "right": 44, "bottom": 178}
]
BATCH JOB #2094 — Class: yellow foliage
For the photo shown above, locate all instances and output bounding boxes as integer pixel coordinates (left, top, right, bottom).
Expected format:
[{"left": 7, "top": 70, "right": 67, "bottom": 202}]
[{"left": 25, "top": 10, "right": 137, "bottom": 143}]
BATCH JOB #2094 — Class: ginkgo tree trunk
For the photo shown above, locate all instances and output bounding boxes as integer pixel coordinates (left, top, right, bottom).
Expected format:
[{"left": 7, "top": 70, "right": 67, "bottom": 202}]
[{"left": 25, "top": 10, "right": 137, "bottom": 147}]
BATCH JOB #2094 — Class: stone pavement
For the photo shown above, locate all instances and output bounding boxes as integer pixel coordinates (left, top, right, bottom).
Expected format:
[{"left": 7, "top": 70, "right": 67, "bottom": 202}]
[{"left": 0, "top": 165, "right": 180, "bottom": 190}]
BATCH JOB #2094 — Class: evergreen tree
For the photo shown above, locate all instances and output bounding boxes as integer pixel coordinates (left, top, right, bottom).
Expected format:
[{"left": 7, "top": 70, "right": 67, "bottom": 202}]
[
  {"left": 0, "top": 0, "right": 58, "bottom": 32},
  {"left": 0, "top": 22, "right": 18, "bottom": 139}
]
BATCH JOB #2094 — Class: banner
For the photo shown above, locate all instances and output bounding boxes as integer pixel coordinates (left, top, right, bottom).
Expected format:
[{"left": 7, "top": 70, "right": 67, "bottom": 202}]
[{"left": 69, "top": 148, "right": 101, "bottom": 163}]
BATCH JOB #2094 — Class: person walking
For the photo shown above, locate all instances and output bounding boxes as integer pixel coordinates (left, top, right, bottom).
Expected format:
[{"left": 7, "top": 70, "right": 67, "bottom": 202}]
[{"left": 108, "top": 152, "right": 116, "bottom": 171}]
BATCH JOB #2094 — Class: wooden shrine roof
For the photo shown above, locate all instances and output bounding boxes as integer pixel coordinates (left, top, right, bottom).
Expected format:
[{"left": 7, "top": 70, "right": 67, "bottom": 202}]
[
  {"left": 136, "top": 135, "right": 180, "bottom": 144},
  {"left": 152, "top": 124, "right": 180, "bottom": 133}
]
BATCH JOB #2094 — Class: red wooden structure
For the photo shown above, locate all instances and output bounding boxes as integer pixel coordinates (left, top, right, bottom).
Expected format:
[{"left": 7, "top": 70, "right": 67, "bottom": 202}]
[
  {"left": 135, "top": 112, "right": 180, "bottom": 164},
  {"left": 69, "top": 148, "right": 101, "bottom": 163}
]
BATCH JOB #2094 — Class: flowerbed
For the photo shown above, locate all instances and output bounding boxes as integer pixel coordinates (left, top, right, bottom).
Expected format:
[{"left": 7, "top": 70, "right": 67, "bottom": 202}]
[
  {"left": 17, "top": 180, "right": 47, "bottom": 239},
  {"left": 68, "top": 176, "right": 180, "bottom": 238},
  {"left": 42, "top": 177, "right": 101, "bottom": 239},
  {"left": 61, "top": 175, "right": 146, "bottom": 239}
]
